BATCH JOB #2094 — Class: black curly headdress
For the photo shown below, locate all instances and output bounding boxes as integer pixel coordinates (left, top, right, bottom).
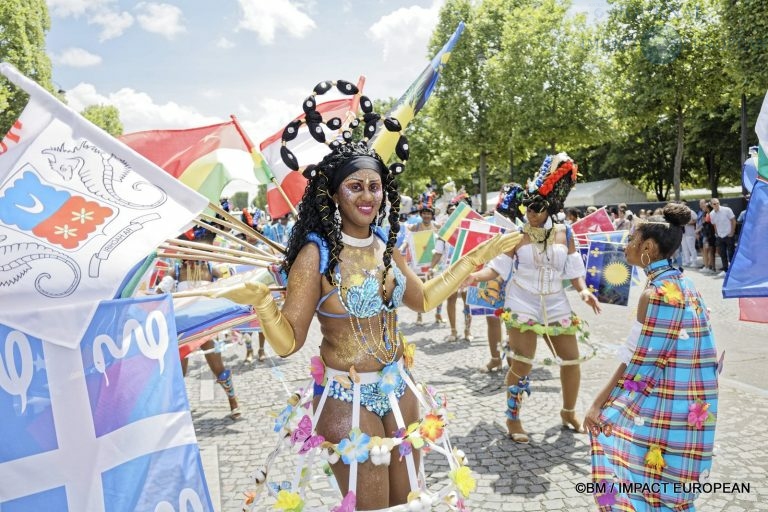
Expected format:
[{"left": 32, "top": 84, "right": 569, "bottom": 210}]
[{"left": 281, "top": 80, "right": 407, "bottom": 295}]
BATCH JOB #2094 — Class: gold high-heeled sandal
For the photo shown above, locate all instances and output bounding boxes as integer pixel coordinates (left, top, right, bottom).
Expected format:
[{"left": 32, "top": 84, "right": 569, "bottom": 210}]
[
  {"left": 560, "top": 408, "right": 585, "bottom": 433},
  {"left": 480, "top": 356, "right": 502, "bottom": 373},
  {"left": 506, "top": 419, "right": 529, "bottom": 443}
]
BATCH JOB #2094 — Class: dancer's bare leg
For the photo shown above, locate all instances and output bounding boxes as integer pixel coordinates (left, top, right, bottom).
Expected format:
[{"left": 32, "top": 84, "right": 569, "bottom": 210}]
[
  {"left": 548, "top": 334, "right": 584, "bottom": 432},
  {"left": 481, "top": 315, "right": 502, "bottom": 372},
  {"left": 505, "top": 328, "right": 536, "bottom": 441},
  {"left": 314, "top": 397, "right": 389, "bottom": 510},
  {"left": 446, "top": 291, "right": 458, "bottom": 341}
]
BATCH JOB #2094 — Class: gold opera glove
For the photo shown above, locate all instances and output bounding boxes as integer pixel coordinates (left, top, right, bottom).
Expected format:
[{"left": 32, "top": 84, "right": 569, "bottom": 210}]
[
  {"left": 422, "top": 231, "right": 523, "bottom": 311},
  {"left": 214, "top": 281, "right": 296, "bottom": 357}
]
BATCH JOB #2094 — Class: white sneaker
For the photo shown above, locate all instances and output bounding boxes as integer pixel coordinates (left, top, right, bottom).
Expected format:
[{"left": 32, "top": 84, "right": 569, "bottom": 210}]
[
  {"left": 700, "top": 268, "right": 714, "bottom": 274},
  {"left": 714, "top": 271, "right": 726, "bottom": 278}
]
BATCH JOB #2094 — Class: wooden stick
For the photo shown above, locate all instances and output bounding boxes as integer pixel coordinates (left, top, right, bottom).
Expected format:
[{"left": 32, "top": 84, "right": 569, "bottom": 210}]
[
  {"left": 157, "top": 251, "right": 271, "bottom": 268},
  {"left": 196, "top": 213, "right": 281, "bottom": 258},
  {"left": 163, "top": 238, "right": 280, "bottom": 263},
  {"left": 206, "top": 202, "right": 286, "bottom": 255}
]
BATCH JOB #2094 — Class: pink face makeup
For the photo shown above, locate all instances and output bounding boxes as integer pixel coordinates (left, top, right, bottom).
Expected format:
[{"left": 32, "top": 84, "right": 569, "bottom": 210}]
[{"left": 337, "top": 169, "right": 383, "bottom": 225}]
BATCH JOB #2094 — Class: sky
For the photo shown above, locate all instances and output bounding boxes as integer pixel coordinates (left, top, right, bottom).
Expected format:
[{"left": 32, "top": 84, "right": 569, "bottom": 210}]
[{"left": 45, "top": 0, "right": 608, "bottom": 146}]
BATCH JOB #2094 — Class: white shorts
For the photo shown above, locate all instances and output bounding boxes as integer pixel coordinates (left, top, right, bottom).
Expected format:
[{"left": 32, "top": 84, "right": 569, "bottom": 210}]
[{"left": 505, "top": 281, "right": 573, "bottom": 326}]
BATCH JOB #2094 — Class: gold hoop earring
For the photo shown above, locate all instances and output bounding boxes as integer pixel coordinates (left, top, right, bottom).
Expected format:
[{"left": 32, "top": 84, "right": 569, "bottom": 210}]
[{"left": 641, "top": 252, "right": 651, "bottom": 267}]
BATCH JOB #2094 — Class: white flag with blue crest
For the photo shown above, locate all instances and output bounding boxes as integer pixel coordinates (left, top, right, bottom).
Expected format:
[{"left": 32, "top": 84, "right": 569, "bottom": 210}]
[{"left": 0, "top": 62, "right": 207, "bottom": 348}]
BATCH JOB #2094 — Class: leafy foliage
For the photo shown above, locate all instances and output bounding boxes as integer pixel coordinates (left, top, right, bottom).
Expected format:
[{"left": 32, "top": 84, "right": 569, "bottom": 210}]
[
  {"left": 0, "top": 0, "right": 53, "bottom": 137},
  {"left": 81, "top": 105, "right": 123, "bottom": 137}
]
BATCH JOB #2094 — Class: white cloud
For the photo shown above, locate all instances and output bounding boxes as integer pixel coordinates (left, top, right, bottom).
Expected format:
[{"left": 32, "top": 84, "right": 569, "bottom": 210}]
[
  {"left": 235, "top": 0, "right": 315, "bottom": 44},
  {"left": 135, "top": 2, "right": 186, "bottom": 39},
  {"left": 216, "top": 37, "right": 235, "bottom": 49},
  {"left": 369, "top": 1, "right": 442, "bottom": 62},
  {"left": 51, "top": 48, "right": 103, "bottom": 68},
  {"left": 46, "top": 0, "right": 112, "bottom": 17},
  {"left": 89, "top": 10, "right": 134, "bottom": 41},
  {"left": 65, "top": 83, "right": 221, "bottom": 133}
]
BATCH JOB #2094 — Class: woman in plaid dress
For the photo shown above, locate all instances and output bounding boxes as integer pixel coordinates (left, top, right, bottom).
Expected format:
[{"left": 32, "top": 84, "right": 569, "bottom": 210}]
[{"left": 585, "top": 203, "right": 719, "bottom": 510}]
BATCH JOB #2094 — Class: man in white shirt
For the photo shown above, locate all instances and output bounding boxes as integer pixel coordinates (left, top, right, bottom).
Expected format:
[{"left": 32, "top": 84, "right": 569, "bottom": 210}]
[
  {"left": 708, "top": 198, "right": 736, "bottom": 278},
  {"left": 681, "top": 207, "right": 698, "bottom": 267}
]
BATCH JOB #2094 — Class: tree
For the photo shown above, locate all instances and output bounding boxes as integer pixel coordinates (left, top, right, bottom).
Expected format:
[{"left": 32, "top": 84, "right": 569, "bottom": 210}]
[
  {"left": 81, "top": 104, "right": 124, "bottom": 137},
  {"left": 719, "top": 0, "right": 768, "bottom": 165},
  {"left": 491, "top": 0, "right": 607, "bottom": 164},
  {"left": 0, "top": 0, "right": 53, "bottom": 137},
  {"left": 429, "top": 0, "right": 517, "bottom": 211},
  {"left": 604, "top": 0, "right": 726, "bottom": 199}
]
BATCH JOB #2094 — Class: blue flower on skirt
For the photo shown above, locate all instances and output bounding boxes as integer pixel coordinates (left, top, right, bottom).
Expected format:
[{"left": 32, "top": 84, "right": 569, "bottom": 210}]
[
  {"left": 338, "top": 427, "right": 371, "bottom": 465},
  {"left": 379, "top": 363, "right": 402, "bottom": 395}
]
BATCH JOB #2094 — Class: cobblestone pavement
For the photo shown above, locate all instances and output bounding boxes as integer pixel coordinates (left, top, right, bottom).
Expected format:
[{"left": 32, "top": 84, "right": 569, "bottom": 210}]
[{"left": 186, "top": 269, "right": 767, "bottom": 511}]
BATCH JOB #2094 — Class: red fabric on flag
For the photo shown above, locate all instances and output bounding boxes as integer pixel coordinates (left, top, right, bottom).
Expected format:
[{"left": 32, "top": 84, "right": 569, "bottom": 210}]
[
  {"left": 120, "top": 121, "right": 247, "bottom": 178},
  {"left": 738, "top": 297, "right": 768, "bottom": 323},
  {"left": 571, "top": 207, "right": 615, "bottom": 241},
  {"left": 32, "top": 195, "right": 113, "bottom": 249},
  {"left": 259, "top": 78, "right": 365, "bottom": 219}
]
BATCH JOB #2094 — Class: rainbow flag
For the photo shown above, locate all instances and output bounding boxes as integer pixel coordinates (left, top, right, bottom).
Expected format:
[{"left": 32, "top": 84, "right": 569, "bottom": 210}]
[
  {"left": 370, "top": 22, "right": 465, "bottom": 160},
  {"left": 437, "top": 201, "right": 484, "bottom": 245},
  {"left": 120, "top": 120, "right": 264, "bottom": 204}
]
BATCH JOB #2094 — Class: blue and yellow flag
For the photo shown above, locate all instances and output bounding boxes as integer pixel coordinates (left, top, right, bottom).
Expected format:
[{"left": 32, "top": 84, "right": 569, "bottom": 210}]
[
  {"left": 585, "top": 239, "right": 633, "bottom": 306},
  {"left": 370, "top": 22, "right": 465, "bottom": 160}
]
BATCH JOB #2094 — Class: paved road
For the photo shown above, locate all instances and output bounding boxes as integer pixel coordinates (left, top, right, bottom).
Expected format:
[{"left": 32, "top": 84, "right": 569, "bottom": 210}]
[{"left": 186, "top": 268, "right": 767, "bottom": 511}]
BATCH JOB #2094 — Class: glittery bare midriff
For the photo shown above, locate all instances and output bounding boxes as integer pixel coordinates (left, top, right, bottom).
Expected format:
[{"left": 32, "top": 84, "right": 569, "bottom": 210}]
[{"left": 316, "top": 242, "right": 403, "bottom": 372}]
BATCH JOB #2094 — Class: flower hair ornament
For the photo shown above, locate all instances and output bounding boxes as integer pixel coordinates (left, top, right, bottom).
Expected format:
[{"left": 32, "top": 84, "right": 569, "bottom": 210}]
[
  {"left": 279, "top": 79, "right": 409, "bottom": 182},
  {"left": 523, "top": 152, "right": 579, "bottom": 215},
  {"left": 496, "top": 182, "right": 525, "bottom": 221}
]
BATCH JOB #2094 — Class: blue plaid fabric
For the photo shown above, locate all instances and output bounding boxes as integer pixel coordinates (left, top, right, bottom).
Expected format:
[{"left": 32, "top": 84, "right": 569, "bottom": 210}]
[{"left": 590, "top": 260, "right": 719, "bottom": 511}]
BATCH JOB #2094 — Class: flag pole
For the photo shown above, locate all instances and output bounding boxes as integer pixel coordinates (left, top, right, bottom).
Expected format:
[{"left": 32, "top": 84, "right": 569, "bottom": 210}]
[{"left": 230, "top": 114, "right": 299, "bottom": 216}]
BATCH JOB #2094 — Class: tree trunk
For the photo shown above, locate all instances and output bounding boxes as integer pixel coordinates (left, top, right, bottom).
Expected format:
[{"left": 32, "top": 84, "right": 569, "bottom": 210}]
[
  {"left": 509, "top": 143, "right": 514, "bottom": 182},
  {"left": 673, "top": 105, "right": 684, "bottom": 201},
  {"left": 741, "top": 92, "right": 748, "bottom": 170},
  {"left": 479, "top": 151, "right": 488, "bottom": 213}
]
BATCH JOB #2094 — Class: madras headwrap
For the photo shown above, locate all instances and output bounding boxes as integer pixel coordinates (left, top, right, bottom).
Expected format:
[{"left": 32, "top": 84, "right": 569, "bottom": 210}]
[{"left": 590, "top": 261, "right": 719, "bottom": 511}]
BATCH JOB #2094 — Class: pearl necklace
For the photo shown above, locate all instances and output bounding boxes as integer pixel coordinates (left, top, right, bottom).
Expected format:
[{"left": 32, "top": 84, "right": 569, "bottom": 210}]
[{"left": 340, "top": 231, "right": 374, "bottom": 248}]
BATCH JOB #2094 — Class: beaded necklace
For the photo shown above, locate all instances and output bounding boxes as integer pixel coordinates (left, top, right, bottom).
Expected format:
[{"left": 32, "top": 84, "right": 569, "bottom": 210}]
[{"left": 332, "top": 256, "right": 400, "bottom": 365}]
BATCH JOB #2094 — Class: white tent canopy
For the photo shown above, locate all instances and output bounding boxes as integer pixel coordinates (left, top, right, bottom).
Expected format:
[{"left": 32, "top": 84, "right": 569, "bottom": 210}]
[{"left": 564, "top": 178, "right": 647, "bottom": 207}]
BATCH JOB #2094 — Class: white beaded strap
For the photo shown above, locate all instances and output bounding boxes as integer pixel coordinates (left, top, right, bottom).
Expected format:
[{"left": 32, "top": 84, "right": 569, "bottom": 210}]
[{"left": 388, "top": 389, "right": 419, "bottom": 492}]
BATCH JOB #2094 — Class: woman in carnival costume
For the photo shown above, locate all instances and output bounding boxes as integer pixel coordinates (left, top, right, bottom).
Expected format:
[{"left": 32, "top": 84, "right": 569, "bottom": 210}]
[
  {"left": 467, "top": 154, "right": 601, "bottom": 443},
  {"left": 213, "top": 80, "right": 520, "bottom": 511},
  {"left": 584, "top": 202, "right": 718, "bottom": 510}
]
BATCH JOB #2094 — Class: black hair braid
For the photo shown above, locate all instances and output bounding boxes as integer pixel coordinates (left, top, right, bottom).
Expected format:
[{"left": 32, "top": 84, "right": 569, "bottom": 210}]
[
  {"left": 380, "top": 172, "right": 401, "bottom": 299},
  {"left": 282, "top": 169, "right": 341, "bottom": 286}
]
